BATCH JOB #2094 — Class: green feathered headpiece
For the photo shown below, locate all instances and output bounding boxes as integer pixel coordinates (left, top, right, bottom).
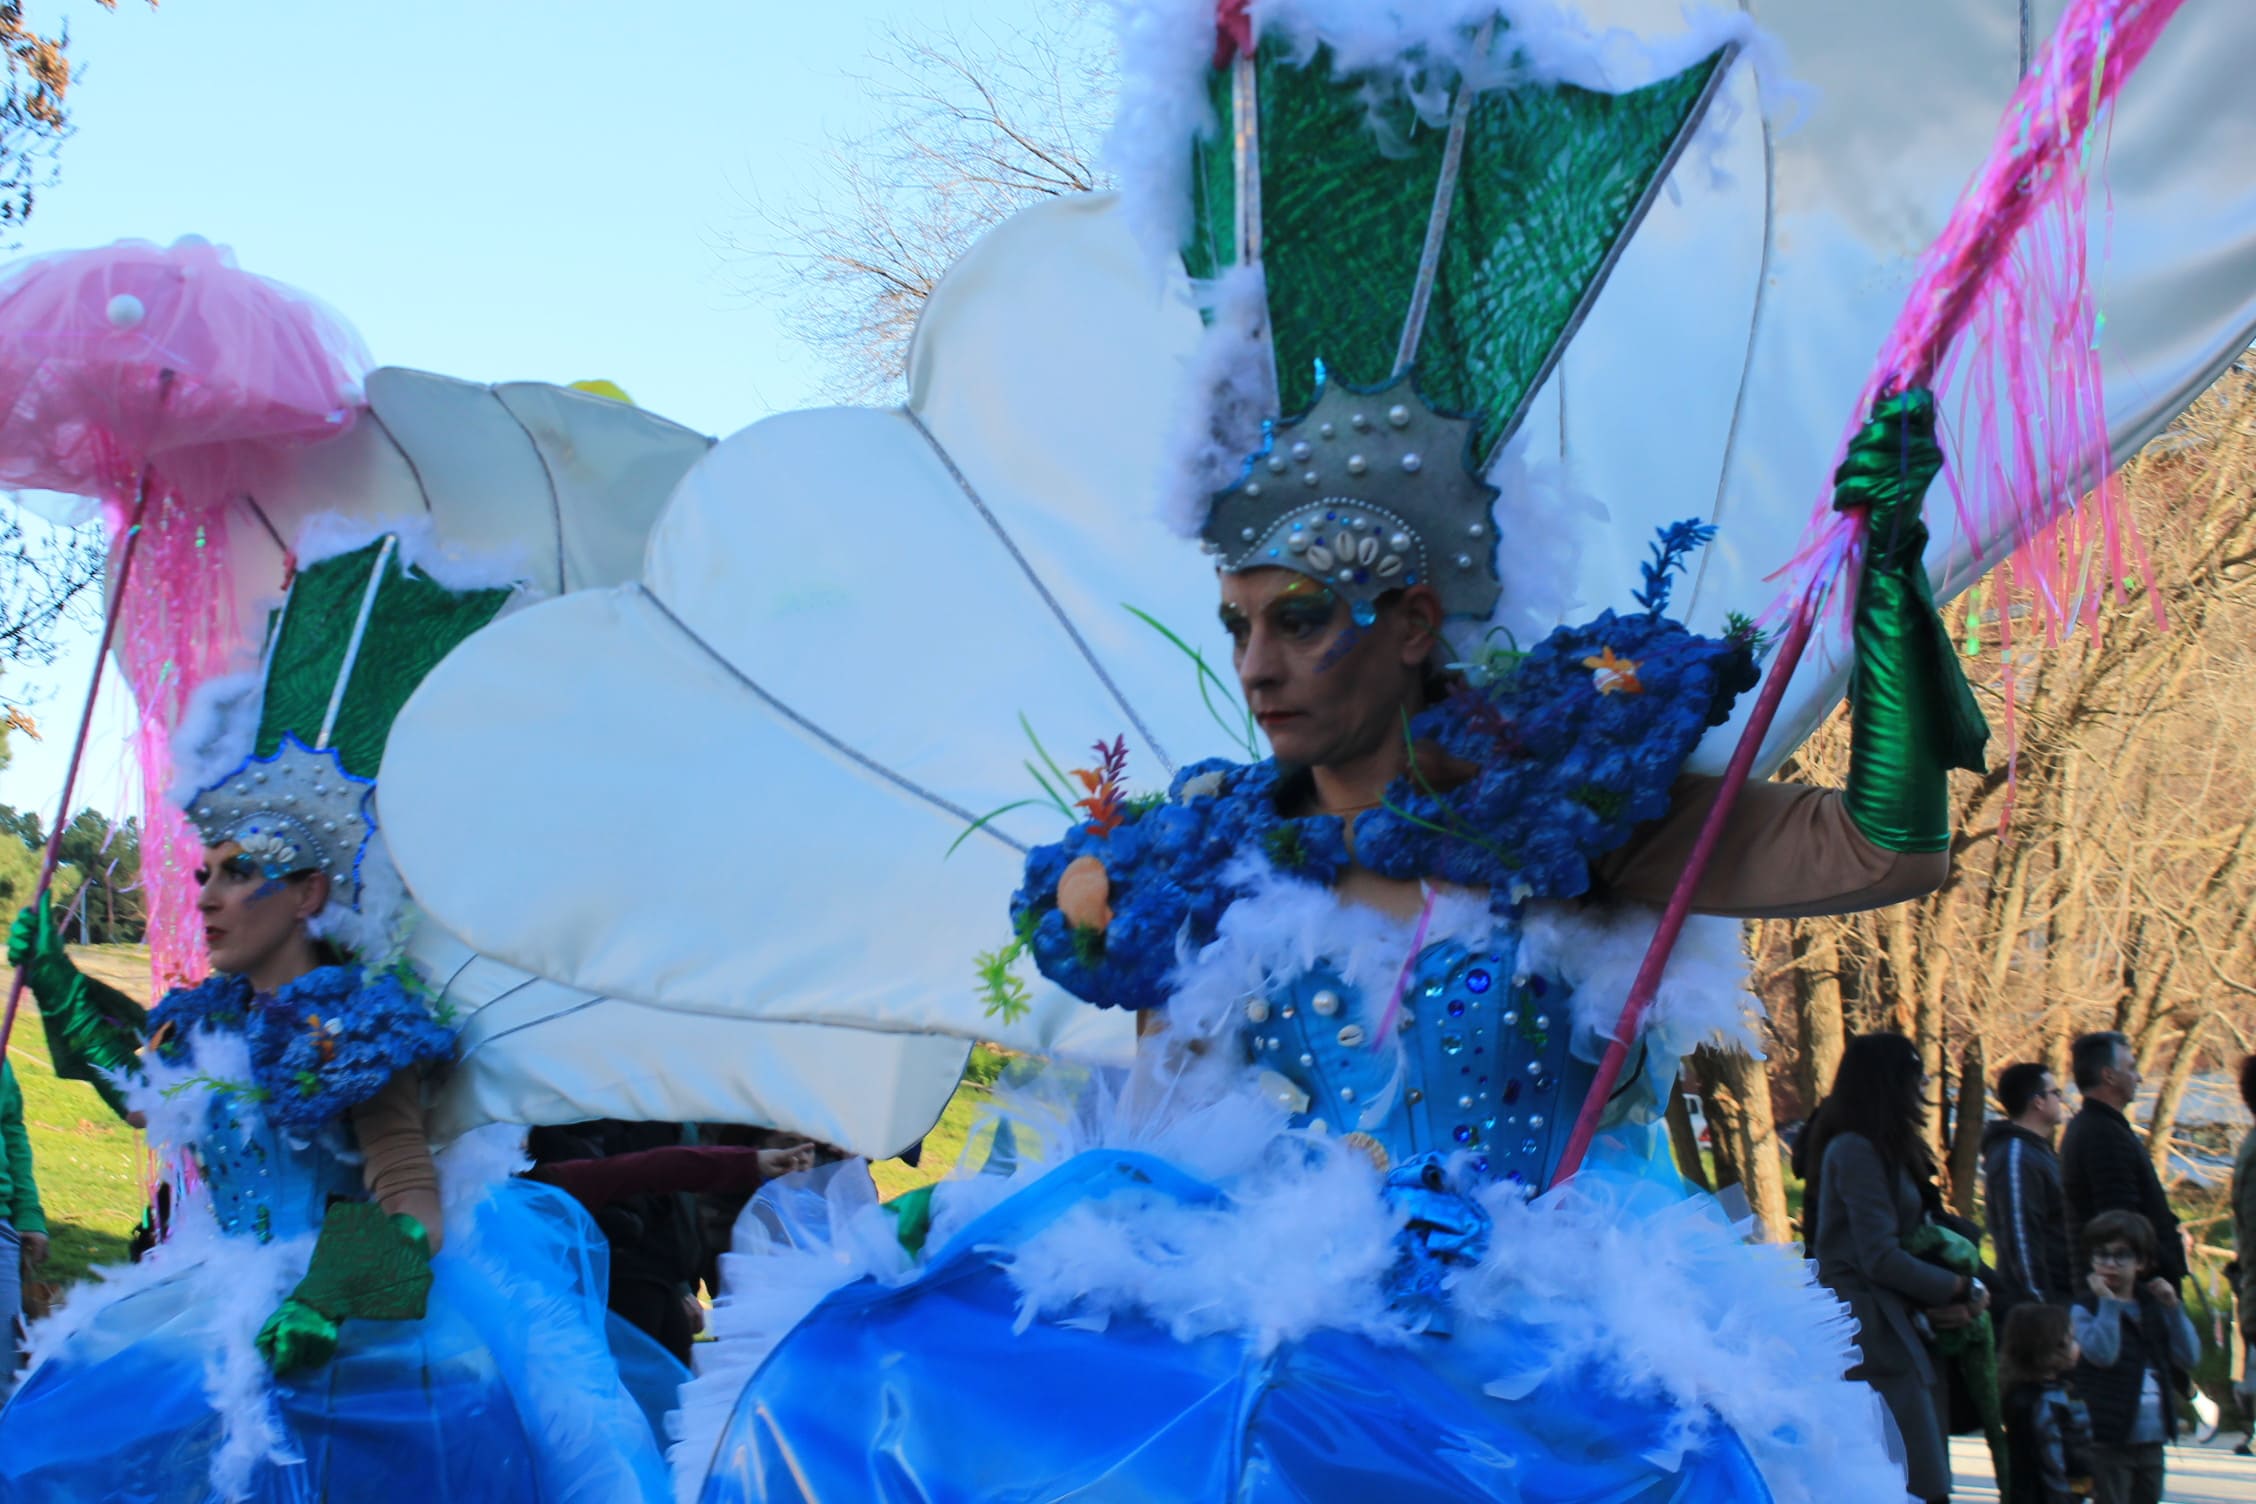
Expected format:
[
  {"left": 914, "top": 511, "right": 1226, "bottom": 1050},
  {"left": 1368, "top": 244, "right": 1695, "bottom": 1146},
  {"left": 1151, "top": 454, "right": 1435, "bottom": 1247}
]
[
  {"left": 1159, "top": 6, "right": 1736, "bottom": 623},
  {"left": 177, "top": 536, "right": 511, "bottom": 916}
]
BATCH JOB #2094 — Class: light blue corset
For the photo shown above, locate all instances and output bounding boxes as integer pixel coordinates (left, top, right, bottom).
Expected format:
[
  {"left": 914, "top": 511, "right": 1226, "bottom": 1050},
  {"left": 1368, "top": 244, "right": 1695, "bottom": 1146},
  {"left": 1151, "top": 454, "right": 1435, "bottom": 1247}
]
[
  {"left": 193, "top": 1092, "right": 362, "bottom": 1244},
  {"left": 1241, "top": 930, "right": 1597, "bottom": 1194}
]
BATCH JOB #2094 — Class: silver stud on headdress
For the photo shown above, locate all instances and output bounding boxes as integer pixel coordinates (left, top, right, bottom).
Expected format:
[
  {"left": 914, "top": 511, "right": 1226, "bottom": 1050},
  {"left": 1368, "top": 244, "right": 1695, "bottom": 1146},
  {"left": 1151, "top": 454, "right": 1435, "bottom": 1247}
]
[
  {"left": 188, "top": 734, "right": 375, "bottom": 904},
  {"left": 1201, "top": 374, "right": 1501, "bottom": 623}
]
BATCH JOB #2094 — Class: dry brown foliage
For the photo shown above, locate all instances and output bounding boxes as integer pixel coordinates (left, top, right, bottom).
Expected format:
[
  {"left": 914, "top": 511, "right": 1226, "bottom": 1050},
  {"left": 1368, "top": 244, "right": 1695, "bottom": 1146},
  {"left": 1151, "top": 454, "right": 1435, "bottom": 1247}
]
[{"left": 1724, "top": 360, "right": 2256, "bottom": 1235}]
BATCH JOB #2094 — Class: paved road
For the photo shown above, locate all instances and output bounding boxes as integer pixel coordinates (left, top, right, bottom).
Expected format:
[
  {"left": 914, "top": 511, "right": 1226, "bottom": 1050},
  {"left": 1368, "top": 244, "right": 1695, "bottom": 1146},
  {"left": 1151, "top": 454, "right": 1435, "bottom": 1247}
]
[{"left": 1952, "top": 1435, "right": 2256, "bottom": 1502}]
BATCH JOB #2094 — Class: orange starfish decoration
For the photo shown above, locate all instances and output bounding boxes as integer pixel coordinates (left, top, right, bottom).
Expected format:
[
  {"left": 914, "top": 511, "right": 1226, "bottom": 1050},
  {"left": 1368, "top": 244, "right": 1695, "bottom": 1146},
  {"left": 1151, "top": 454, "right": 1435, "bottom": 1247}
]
[{"left": 1582, "top": 646, "right": 1644, "bottom": 696}]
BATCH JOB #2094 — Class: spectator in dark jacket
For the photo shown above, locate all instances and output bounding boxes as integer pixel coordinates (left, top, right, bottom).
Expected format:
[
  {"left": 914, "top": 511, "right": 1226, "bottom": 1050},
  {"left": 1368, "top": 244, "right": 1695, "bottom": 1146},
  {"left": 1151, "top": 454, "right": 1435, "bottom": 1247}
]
[
  {"left": 1985, "top": 1061, "right": 2075, "bottom": 1314},
  {"left": 2059, "top": 1031, "right": 2186, "bottom": 1291}
]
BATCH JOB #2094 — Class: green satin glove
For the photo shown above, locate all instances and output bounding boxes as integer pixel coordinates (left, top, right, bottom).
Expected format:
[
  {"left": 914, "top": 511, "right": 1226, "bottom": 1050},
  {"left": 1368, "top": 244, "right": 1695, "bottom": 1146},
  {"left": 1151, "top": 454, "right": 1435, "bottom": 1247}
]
[
  {"left": 1833, "top": 389, "right": 1990, "bottom": 853},
  {"left": 257, "top": 1201, "right": 434, "bottom": 1377},
  {"left": 9, "top": 892, "right": 147, "bottom": 1118}
]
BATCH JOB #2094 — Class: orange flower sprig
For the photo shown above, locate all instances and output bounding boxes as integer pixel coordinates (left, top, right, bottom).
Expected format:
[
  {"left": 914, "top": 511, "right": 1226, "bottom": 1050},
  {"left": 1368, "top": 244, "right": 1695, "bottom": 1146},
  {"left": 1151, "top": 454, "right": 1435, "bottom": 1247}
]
[{"left": 1070, "top": 735, "right": 1131, "bottom": 837}]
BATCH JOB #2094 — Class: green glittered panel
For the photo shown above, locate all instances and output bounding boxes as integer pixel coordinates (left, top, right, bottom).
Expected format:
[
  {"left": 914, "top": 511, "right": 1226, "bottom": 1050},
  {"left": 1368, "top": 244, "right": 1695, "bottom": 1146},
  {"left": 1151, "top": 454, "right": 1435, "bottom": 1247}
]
[
  {"left": 1184, "top": 36, "right": 1726, "bottom": 456},
  {"left": 256, "top": 541, "right": 511, "bottom": 780}
]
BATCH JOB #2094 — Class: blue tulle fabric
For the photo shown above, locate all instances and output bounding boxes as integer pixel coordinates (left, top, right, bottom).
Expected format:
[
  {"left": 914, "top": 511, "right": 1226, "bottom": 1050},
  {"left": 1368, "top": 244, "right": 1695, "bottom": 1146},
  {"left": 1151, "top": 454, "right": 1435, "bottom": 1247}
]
[
  {"left": 0, "top": 1178, "right": 678, "bottom": 1504},
  {"left": 148, "top": 965, "right": 456, "bottom": 1129},
  {"left": 692, "top": 1149, "right": 1769, "bottom": 1504}
]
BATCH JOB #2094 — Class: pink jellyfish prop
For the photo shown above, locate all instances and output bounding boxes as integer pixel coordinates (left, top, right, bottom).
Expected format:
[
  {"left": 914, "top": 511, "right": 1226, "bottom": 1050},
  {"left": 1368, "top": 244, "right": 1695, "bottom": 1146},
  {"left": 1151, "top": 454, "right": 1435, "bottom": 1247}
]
[{"left": 0, "top": 236, "right": 368, "bottom": 1053}]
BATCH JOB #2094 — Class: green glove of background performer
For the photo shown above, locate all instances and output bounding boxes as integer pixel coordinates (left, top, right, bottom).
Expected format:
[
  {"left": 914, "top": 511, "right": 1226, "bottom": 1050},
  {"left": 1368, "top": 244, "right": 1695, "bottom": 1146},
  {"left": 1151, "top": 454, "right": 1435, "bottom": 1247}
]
[
  {"left": 256, "top": 1201, "right": 434, "bottom": 1376},
  {"left": 8, "top": 892, "right": 147, "bottom": 1118},
  {"left": 1833, "top": 388, "right": 1991, "bottom": 854}
]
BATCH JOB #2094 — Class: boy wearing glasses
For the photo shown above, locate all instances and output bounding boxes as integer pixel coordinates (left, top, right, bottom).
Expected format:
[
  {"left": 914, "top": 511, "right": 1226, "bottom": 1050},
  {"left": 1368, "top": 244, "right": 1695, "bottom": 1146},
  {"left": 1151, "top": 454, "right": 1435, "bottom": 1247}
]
[
  {"left": 2072, "top": 1210, "right": 2198, "bottom": 1504},
  {"left": 1986, "top": 1061, "right": 2075, "bottom": 1315}
]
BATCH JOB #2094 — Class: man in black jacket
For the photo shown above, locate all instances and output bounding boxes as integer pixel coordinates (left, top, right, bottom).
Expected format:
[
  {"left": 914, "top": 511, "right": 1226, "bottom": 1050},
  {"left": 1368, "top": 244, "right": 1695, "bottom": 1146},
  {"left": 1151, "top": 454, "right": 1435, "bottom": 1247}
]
[
  {"left": 1984, "top": 1060, "right": 2075, "bottom": 1311},
  {"left": 2059, "top": 1031, "right": 2188, "bottom": 1290}
]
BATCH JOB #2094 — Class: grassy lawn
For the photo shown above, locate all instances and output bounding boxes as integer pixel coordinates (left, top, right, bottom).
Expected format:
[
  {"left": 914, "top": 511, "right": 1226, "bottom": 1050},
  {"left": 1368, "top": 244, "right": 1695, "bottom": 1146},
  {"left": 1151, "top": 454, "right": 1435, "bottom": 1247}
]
[
  {"left": 8, "top": 945, "right": 149, "bottom": 1287},
  {"left": 869, "top": 1046, "right": 1006, "bottom": 1200}
]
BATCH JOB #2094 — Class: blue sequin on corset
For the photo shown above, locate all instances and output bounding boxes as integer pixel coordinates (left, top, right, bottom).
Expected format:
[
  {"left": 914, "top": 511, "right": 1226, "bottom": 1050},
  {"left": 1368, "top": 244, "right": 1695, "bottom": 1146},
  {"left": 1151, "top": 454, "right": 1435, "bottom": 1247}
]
[
  {"left": 1241, "top": 934, "right": 1594, "bottom": 1196},
  {"left": 193, "top": 1093, "right": 361, "bottom": 1244}
]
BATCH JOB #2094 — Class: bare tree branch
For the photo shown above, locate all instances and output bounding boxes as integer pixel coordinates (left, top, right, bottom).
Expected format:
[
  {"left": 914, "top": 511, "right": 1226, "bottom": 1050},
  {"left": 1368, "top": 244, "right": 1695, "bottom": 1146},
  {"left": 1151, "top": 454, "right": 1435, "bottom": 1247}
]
[{"left": 724, "top": 4, "right": 1114, "bottom": 402}]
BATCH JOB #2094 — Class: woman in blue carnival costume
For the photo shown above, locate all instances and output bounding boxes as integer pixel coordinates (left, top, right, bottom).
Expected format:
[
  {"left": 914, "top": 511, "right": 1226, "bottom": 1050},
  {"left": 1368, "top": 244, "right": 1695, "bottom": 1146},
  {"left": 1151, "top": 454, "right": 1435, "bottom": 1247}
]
[
  {"left": 674, "top": 8, "right": 1996, "bottom": 1503},
  {"left": 0, "top": 539, "right": 677, "bottom": 1504},
  {"left": 663, "top": 2, "right": 1994, "bottom": 1504}
]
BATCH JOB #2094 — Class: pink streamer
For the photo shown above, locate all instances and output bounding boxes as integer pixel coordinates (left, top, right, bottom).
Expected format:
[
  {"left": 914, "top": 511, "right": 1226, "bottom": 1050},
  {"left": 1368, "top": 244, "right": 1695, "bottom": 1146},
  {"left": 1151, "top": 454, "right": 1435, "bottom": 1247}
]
[
  {"left": 108, "top": 481, "right": 238, "bottom": 993},
  {"left": 1776, "top": 0, "right": 2183, "bottom": 639},
  {"left": 1561, "top": 0, "right": 2189, "bottom": 1187}
]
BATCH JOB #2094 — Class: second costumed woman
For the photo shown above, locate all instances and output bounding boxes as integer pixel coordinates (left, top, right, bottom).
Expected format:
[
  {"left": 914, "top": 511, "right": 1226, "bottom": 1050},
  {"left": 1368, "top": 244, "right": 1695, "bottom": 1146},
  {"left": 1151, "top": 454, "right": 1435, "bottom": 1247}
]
[{"left": 0, "top": 538, "right": 677, "bottom": 1503}]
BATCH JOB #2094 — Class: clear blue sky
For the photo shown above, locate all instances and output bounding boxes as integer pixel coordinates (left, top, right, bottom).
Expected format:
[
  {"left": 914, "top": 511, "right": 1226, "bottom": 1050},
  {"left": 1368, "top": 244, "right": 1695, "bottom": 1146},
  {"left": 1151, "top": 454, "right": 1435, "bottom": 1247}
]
[{"left": 0, "top": 0, "right": 1054, "bottom": 816}]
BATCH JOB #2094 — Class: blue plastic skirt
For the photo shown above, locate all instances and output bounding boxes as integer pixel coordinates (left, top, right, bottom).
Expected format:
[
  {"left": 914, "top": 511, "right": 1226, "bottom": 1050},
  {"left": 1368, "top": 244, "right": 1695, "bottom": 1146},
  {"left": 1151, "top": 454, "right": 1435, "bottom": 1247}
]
[
  {"left": 0, "top": 1180, "right": 679, "bottom": 1504},
  {"left": 689, "top": 1149, "right": 1770, "bottom": 1504}
]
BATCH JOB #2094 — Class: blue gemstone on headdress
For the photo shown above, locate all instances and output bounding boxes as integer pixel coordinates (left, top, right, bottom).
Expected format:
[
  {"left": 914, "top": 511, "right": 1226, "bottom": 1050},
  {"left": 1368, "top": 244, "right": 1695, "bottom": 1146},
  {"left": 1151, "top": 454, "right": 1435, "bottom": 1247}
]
[
  {"left": 1453, "top": 1125, "right": 1473, "bottom": 1144},
  {"left": 1446, "top": 999, "right": 1465, "bottom": 1018},
  {"left": 1467, "top": 970, "right": 1491, "bottom": 993}
]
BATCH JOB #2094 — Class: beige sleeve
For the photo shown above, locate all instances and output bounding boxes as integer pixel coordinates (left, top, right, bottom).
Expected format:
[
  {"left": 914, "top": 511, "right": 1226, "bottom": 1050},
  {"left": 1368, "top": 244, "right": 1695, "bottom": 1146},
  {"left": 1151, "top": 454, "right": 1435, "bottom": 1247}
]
[
  {"left": 350, "top": 1069, "right": 444, "bottom": 1252},
  {"left": 1591, "top": 775, "right": 1947, "bottom": 919}
]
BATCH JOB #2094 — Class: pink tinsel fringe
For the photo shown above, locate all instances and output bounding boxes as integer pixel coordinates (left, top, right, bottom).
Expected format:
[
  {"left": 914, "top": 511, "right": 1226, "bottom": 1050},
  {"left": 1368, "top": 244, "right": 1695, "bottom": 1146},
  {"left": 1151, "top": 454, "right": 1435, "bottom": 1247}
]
[
  {"left": 1773, "top": 0, "right": 2186, "bottom": 781},
  {"left": 104, "top": 482, "right": 238, "bottom": 994}
]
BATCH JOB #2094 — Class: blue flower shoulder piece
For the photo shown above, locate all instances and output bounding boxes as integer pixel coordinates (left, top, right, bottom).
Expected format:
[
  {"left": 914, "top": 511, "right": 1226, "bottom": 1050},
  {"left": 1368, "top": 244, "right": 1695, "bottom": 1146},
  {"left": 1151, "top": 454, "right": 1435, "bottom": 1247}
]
[
  {"left": 1354, "top": 525, "right": 1760, "bottom": 903},
  {"left": 1009, "top": 523, "right": 1759, "bottom": 1002},
  {"left": 1011, "top": 756, "right": 1353, "bottom": 1010},
  {"left": 152, "top": 963, "right": 456, "bottom": 1129}
]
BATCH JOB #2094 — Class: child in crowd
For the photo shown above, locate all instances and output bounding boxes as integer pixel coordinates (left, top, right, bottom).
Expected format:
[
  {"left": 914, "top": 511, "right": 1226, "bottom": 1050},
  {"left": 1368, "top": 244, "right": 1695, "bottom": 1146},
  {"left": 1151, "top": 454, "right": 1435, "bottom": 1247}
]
[
  {"left": 2000, "top": 1302, "right": 2094, "bottom": 1503},
  {"left": 2072, "top": 1210, "right": 2199, "bottom": 1504}
]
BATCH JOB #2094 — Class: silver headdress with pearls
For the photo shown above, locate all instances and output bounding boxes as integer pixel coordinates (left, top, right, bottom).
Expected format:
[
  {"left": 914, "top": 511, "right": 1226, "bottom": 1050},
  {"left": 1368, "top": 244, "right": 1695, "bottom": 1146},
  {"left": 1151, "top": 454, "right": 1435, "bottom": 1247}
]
[
  {"left": 1201, "top": 375, "right": 1500, "bottom": 625},
  {"left": 187, "top": 735, "right": 376, "bottom": 900}
]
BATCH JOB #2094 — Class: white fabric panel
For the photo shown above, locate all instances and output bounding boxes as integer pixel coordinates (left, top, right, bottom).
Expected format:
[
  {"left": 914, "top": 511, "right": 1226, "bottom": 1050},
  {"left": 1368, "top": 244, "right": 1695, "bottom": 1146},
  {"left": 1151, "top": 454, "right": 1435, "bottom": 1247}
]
[
  {"left": 108, "top": 368, "right": 716, "bottom": 689},
  {"left": 358, "top": 367, "right": 559, "bottom": 572},
  {"left": 907, "top": 192, "right": 1231, "bottom": 780},
  {"left": 413, "top": 927, "right": 971, "bottom": 1158},
  {"left": 382, "top": 573, "right": 1135, "bottom": 1062},
  {"left": 491, "top": 380, "right": 711, "bottom": 593}
]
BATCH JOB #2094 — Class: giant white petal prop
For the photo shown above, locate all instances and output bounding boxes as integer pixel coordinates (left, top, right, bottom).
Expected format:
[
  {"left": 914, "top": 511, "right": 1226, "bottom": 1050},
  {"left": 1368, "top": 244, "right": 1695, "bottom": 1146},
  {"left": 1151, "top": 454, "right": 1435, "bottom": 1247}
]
[
  {"left": 92, "top": 365, "right": 979, "bottom": 1147},
  {"left": 106, "top": 368, "right": 717, "bottom": 662},
  {"left": 385, "top": 0, "right": 2256, "bottom": 1064},
  {"left": 383, "top": 194, "right": 1235, "bottom": 1063}
]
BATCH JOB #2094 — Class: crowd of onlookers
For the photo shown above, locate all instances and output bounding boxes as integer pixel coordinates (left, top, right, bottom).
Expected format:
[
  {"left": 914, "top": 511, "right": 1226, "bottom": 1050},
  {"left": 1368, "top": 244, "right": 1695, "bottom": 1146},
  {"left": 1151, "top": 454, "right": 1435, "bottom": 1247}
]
[{"left": 1801, "top": 1028, "right": 2231, "bottom": 1504}]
